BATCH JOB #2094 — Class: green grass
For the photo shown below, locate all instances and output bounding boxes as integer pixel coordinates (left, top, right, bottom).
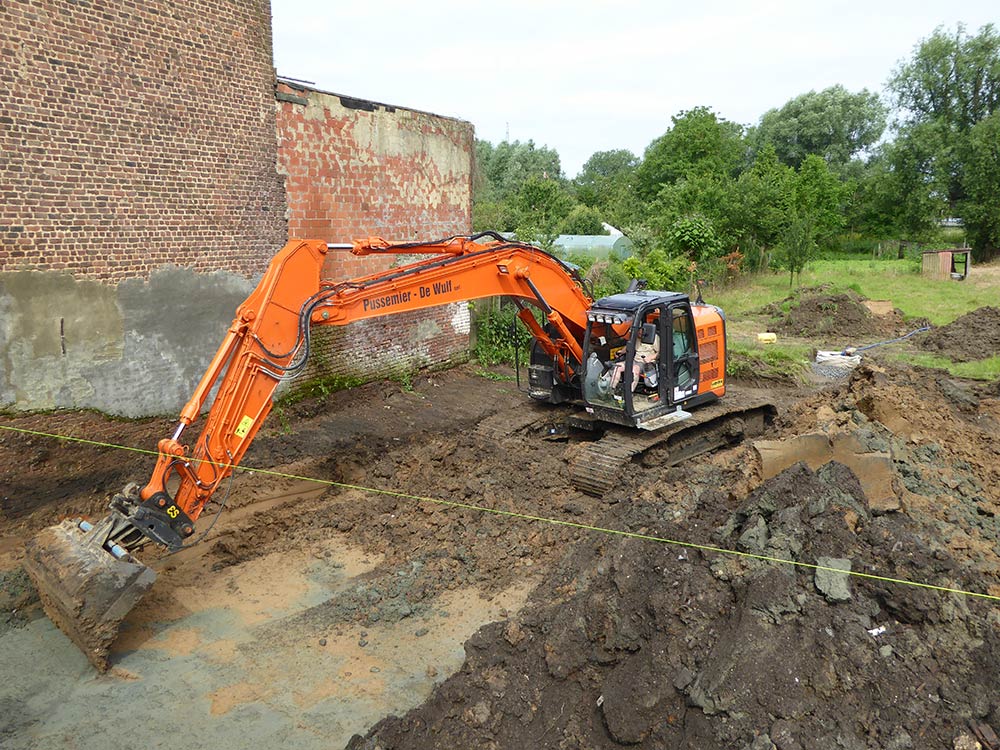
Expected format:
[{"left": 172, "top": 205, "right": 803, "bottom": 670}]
[
  {"left": 708, "top": 256, "right": 1000, "bottom": 382},
  {"left": 726, "top": 342, "right": 811, "bottom": 382},
  {"left": 884, "top": 352, "right": 1000, "bottom": 381},
  {"left": 275, "top": 374, "right": 366, "bottom": 407},
  {"left": 712, "top": 258, "right": 999, "bottom": 326},
  {"left": 476, "top": 369, "right": 515, "bottom": 382}
]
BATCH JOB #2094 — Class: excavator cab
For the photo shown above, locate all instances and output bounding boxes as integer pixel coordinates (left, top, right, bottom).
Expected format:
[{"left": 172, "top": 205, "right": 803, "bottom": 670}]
[{"left": 581, "top": 291, "right": 703, "bottom": 430}]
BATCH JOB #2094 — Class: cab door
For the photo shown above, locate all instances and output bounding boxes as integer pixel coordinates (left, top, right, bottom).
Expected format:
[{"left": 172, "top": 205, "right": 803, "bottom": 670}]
[
  {"left": 667, "top": 303, "right": 699, "bottom": 404},
  {"left": 625, "top": 304, "right": 667, "bottom": 417}
]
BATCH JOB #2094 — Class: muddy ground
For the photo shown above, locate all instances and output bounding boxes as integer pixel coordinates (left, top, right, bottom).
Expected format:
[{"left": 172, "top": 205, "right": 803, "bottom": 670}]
[{"left": 2, "top": 350, "right": 1000, "bottom": 748}]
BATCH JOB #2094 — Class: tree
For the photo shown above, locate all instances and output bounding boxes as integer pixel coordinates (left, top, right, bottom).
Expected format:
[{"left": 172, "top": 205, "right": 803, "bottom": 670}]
[
  {"left": 751, "top": 85, "right": 887, "bottom": 169},
  {"left": 792, "top": 154, "right": 847, "bottom": 244},
  {"left": 665, "top": 216, "right": 722, "bottom": 261},
  {"left": 732, "top": 144, "right": 795, "bottom": 267},
  {"left": 559, "top": 205, "right": 608, "bottom": 235},
  {"left": 511, "top": 177, "right": 574, "bottom": 248},
  {"left": 775, "top": 212, "right": 818, "bottom": 286},
  {"left": 960, "top": 112, "right": 1000, "bottom": 253},
  {"left": 889, "top": 24, "right": 1000, "bottom": 131},
  {"left": 862, "top": 129, "right": 944, "bottom": 241},
  {"left": 886, "top": 23, "right": 1000, "bottom": 253},
  {"left": 571, "top": 149, "right": 641, "bottom": 230},
  {"left": 573, "top": 149, "right": 639, "bottom": 205},
  {"left": 475, "top": 139, "right": 565, "bottom": 202},
  {"left": 635, "top": 107, "right": 746, "bottom": 200}
]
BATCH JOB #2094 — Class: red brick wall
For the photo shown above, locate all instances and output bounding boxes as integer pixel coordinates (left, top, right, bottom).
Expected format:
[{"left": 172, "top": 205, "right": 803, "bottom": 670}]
[
  {"left": 276, "top": 83, "right": 475, "bottom": 381},
  {"left": 0, "top": 0, "right": 287, "bottom": 281}
]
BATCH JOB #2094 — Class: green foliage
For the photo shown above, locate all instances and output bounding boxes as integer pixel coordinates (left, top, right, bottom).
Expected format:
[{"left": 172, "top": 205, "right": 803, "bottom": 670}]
[
  {"left": 573, "top": 149, "right": 639, "bottom": 206},
  {"left": 475, "top": 139, "right": 564, "bottom": 202},
  {"left": 889, "top": 23, "right": 1000, "bottom": 132},
  {"left": 475, "top": 369, "right": 515, "bottom": 382},
  {"left": 468, "top": 23, "right": 1000, "bottom": 275},
  {"left": 276, "top": 374, "right": 366, "bottom": 407},
  {"left": 960, "top": 112, "right": 1000, "bottom": 255},
  {"left": 510, "top": 177, "right": 574, "bottom": 248},
  {"left": 559, "top": 204, "right": 608, "bottom": 235},
  {"left": 751, "top": 85, "right": 887, "bottom": 169},
  {"left": 583, "top": 257, "right": 631, "bottom": 298},
  {"left": 473, "top": 302, "right": 536, "bottom": 365},
  {"left": 886, "top": 23, "right": 1000, "bottom": 255},
  {"left": 622, "top": 248, "right": 691, "bottom": 292},
  {"left": 792, "top": 154, "right": 847, "bottom": 242},
  {"left": 732, "top": 144, "right": 794, "bottom": 262},
  {"left": 472, "top": 199, "right": 521, "bottom": 233},
  {"left": 636, "top": 107, "right": 745, "bottom": 200},
  {"left": 665, "top": 216, "right": 722, "bottom": 260},
  {"left": 774, "top": 212, "right": 818, "bottom": 286}
]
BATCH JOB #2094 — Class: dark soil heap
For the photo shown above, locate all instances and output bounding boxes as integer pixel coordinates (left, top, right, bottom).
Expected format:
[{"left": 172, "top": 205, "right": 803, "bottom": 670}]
[
  {"left": 763, "top": 289, "right": 880, "bottom": 339},
  {"left": 919, "top": 306, "right": 1000, "bottom": 362},
  {"left": 349, "top": 363, "right": 1000, "bottom": 750},
  {"left": 760, "top": 288, "right": 924, "bottom": 344}
]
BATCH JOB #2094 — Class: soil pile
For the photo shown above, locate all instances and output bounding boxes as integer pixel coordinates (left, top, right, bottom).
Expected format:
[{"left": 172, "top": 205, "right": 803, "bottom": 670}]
[
  {"left": 919, "top": 306, "right": 1000, "bottom": 362},
  {"left": 760, "top": 289, "right": 924, "bottom": 343},
  {"left": 762, "top": 288, "right": 880, "bottom": 339},
  {"left": 350, "top": 363, "right": 1000, "bottom": 750}
]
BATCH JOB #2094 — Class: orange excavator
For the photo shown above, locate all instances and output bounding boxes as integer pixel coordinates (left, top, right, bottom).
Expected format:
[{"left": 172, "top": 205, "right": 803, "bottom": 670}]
[{"left": 23, "top": 232, "right": 771, "bottom": 669}]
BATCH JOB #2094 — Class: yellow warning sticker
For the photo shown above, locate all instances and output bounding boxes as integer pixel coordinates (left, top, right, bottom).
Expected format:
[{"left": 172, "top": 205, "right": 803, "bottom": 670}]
[
  {"left": 234, "top": 415, "right": 254, "bottom": 438},
  {"left": 710, "top": 378, "right": 724, "bottom": 389}
]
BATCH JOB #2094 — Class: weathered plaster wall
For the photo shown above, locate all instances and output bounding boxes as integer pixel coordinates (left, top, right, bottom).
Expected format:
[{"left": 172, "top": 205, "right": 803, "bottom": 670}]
[
  {"left": 276, "top": 84, "right": 475, "bottom": 383},
  {"left": 0, "top": 268, "right": 254, "bottom": 416}
]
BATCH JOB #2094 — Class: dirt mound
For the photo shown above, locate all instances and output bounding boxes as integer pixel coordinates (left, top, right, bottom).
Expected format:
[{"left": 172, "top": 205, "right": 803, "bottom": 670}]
[
  {"left": 760, "top": 288, "right": 879, "bottom": 339},
  {"left": 350, "top": 362, "right": 1000, "bottom": 750},
  {"left": 919, "top": 306, "right": 1000, "bottom": 362},
  {"left": 760, "top": 288, "right": 926, "bottom": 343}
]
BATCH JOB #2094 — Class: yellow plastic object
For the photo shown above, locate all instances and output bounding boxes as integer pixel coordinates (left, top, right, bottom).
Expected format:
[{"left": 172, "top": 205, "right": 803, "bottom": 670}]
[{"left": 757, "top": 332, "right": 777, "bottom": 344}]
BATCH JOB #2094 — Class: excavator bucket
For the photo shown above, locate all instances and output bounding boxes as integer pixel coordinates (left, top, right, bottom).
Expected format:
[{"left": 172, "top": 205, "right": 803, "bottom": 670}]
[{"left": 23, "top": 518, "right": 156, "bottom": 671}]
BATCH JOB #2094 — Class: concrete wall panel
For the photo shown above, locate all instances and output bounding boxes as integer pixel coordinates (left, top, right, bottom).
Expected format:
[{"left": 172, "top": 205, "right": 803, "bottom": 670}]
[{"left": 0, "top": 269, "right": 253, "bottom": 416}]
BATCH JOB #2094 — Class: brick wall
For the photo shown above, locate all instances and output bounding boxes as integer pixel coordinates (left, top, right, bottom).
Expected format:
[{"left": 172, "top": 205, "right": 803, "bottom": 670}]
[
  {"left": 0, "top": 2, "right": 474, "bottom": 415},
  {"left": 276, "top": 83, "right": 474, "bottom": 382},
  {"left": 0, "top": 0, "right": 287, "bottom": 280}
]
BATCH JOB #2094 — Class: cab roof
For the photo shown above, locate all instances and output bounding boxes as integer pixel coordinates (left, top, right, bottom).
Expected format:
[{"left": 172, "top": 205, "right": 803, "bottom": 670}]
[{"left": 592, "top": 290, "right": 689, "bottom": 313}]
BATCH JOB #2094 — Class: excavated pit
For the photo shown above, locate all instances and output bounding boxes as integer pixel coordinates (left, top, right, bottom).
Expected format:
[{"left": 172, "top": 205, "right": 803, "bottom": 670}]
[{"left": 2, "top": 362, "right": 999, "bottom": 749}]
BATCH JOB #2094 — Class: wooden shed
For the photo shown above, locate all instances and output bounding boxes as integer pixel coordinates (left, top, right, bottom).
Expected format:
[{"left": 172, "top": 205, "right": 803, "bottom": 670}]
[{"left": 922, "top": 248, "right": 971, "bottom": 280}]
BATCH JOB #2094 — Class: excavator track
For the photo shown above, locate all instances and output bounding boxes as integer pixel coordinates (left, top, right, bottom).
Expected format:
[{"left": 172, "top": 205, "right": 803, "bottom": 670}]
[{"left": 569, "top": 394, "right": 776, "bottom": 497}]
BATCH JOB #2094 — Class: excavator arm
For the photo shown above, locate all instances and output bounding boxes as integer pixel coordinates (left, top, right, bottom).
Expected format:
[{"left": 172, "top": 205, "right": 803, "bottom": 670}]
[
  {"left": 147, "top": 232, "right": 592, "bottom": 533},
  {"left": 23, "top": 233, "right": 594, "bottom": 669}
]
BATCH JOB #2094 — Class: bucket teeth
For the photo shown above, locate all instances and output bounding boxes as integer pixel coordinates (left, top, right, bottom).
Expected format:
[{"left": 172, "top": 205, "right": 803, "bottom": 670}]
[{"left": 23, "top": 519, "right": 156, "bottom": 671}]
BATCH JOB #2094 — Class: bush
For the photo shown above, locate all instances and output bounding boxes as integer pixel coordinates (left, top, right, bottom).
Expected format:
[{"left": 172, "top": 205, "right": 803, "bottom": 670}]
[
  {"left": 473, "top": 302, "right": 537, "bottom": 365},
  {"left": 622, "top": 248, "right": 691, "bottom": 291}
]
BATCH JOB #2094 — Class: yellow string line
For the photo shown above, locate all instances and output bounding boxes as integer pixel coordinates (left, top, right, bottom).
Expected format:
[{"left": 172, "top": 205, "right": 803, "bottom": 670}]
[{"left": 2, "top": 422, "right": 998, "bottom": 603}]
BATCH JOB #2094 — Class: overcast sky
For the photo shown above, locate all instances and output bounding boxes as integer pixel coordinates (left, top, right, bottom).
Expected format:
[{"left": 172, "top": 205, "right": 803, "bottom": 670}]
[{"left": 271, "top": 1, "right": 997, "bottom": 178}]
